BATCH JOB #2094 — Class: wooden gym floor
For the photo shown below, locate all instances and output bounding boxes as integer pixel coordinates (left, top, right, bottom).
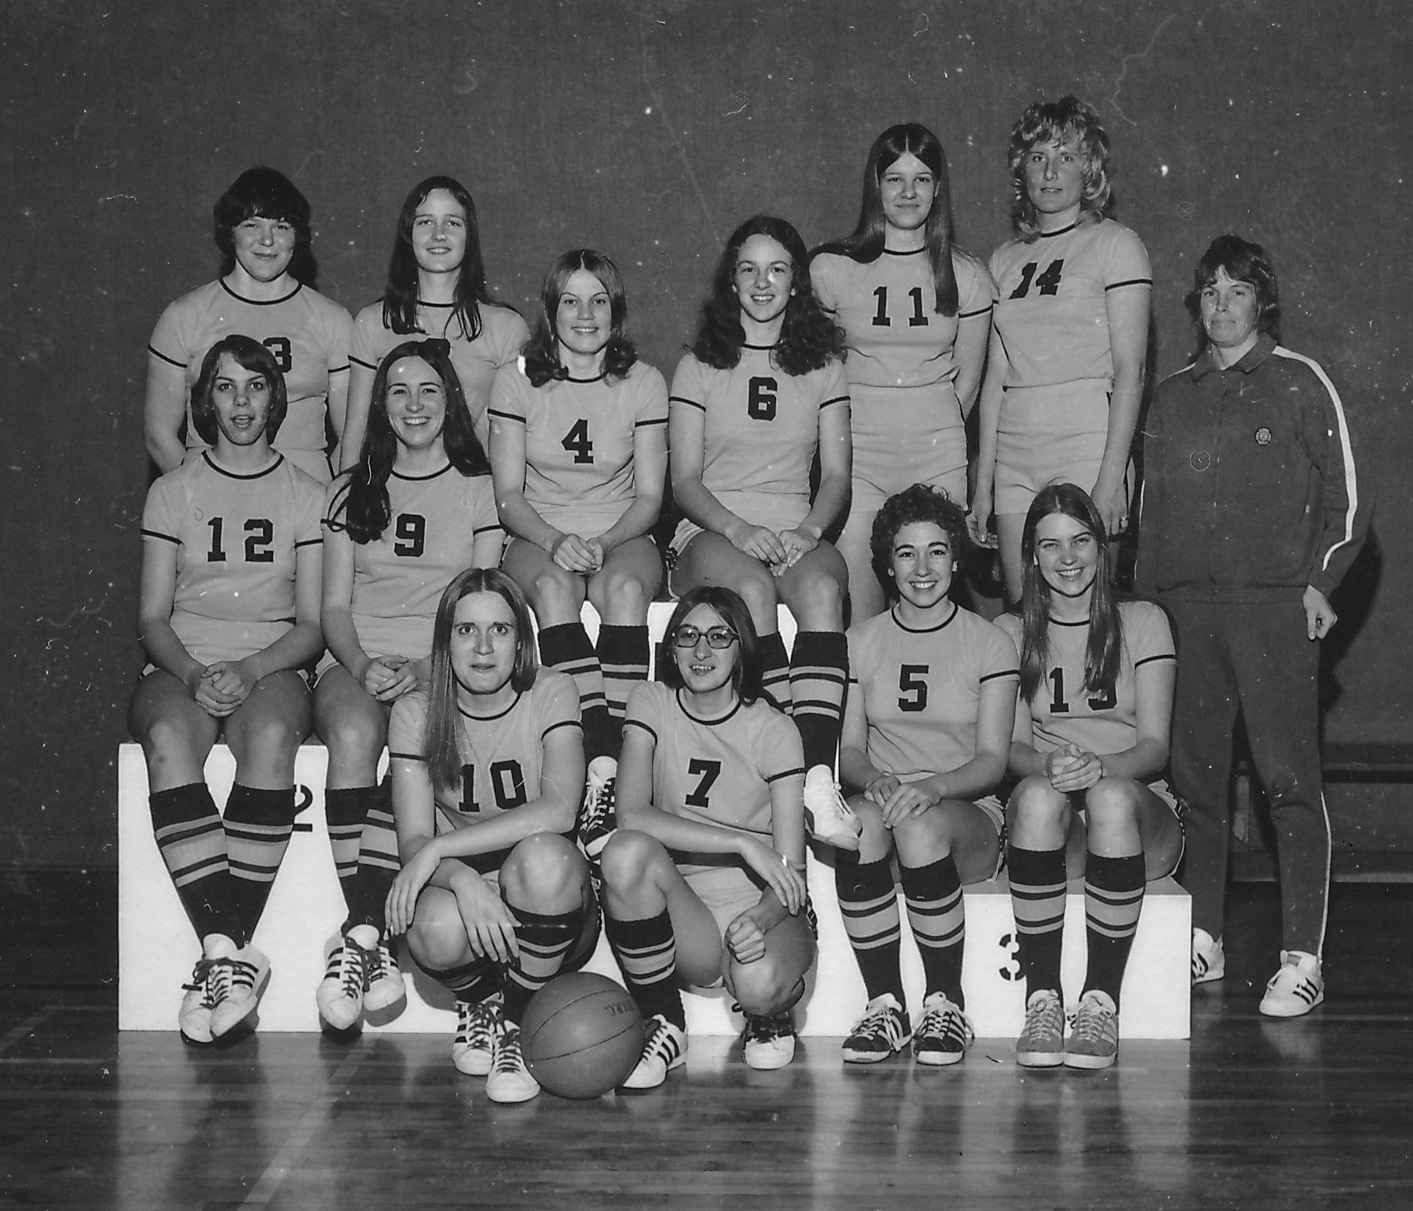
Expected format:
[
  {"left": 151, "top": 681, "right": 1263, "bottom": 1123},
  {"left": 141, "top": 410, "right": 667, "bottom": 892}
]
[{"left": 2, "top": 873, "right": 1411, "bottom": 1209}]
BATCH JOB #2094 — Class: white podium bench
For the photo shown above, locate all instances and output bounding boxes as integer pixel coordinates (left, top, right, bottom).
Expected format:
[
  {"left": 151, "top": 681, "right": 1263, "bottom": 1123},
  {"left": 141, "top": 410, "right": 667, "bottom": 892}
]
[{"left": 118, "top": 601, "right": 1189, "bottom": 1039}]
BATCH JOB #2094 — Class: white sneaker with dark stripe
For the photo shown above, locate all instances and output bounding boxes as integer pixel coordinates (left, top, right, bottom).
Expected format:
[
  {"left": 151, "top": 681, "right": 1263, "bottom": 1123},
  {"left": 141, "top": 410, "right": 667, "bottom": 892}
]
[
  {"left": 209, "top": 944, "right": 270, "bottom": 1038},
  {"left": 486, "top": 1023, "right": 540, "bottom": 1104},
  {"left": 803, "top": 765, "right": 862, "bottom": 852},
  {"left": 1192, "top": 927, "right": 1226, "bottom": 985},
  {"left": 316, "top": 934, "right": 366, "bottom": 1031},
  {"left": 621, "top": 1014, "right": 687, "bottom": 1090},
  {"left": 1259, "top": 950, "right": 1324, "bottom": 1018},
  {"left": 912, "top": 993, "right": 973, "bottom": 1066},
  {"left": 362, "top": 942, "right": 406, "bottom": 1013},
  {"left": 452, "top": 996, "right": 505, "bottom": 1076}
]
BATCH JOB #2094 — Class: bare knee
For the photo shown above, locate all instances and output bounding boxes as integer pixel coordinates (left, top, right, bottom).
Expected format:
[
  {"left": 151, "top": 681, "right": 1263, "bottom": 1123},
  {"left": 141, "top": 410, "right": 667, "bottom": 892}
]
[
  {"left": 731, "top": 571, "right": 781, "bottom": 632},
  {"left": 500, "top": 832, "right": 585, "bottom": 908},
  {"left": 527, "top": 566, "right": 585, "bottom": 620},
  {"left": 588, "top": 565, "right": 651, "bottom": 620},
  {"left": 316, "top": 705, "right": 385, "bottom": 770},
  {"left": 598, "top": 829, "right": 662, "bottom": 893},
  {"left": 1007, "top": 775, "right": 1070, "bottom": 847},
  {"left": 787, "top": 564, "right": 845, "bottom": 628},
  {"left": 406, "top": 898, "right": 472, "bottom": 970}
]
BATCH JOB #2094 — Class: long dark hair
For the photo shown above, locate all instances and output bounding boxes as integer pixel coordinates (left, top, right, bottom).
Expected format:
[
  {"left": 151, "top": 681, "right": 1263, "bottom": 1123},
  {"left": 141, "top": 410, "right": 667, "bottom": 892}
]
[
  {"left": 423, "top": 568, "right": 539, "bottom": 797},
  {"left": 381, "top": 176, "right": 504, "bottom": 340},
  {"left": 1017, "top": 483, "right": 1121, "bottom": 703},
  {"left": 213, "top": 167, "right": 317, "bottom": 286},
  {"left": 190, "top": 335, "right": 288, "bottom": 447},
  {"left": 691, "top": 214, "right": 844, "bottom": 377},
  {"left": 658, "top": 586, "right": 765, "bottom": 706},
  {"left": 521, "top": 249, "right": 639, "bottom": 387},
  {"left": 327, "top": 340, "right": 489, "bottom": 544},
  {"left": 811, "top": 124, "right": 961, "bottom": 317}
]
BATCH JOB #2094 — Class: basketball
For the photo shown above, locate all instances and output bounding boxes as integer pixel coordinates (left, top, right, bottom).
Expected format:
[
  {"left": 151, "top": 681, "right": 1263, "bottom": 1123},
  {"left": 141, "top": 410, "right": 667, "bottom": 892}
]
[{"left": 519, "top": 972, "right": 645, "bottom": 1099}]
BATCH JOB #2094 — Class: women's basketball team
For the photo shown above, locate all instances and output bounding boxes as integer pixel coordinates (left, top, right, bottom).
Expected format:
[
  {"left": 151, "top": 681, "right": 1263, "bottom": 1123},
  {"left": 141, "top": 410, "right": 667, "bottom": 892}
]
[{"left": 131, "top": 96, "right": 1369, "bottom": 1098}]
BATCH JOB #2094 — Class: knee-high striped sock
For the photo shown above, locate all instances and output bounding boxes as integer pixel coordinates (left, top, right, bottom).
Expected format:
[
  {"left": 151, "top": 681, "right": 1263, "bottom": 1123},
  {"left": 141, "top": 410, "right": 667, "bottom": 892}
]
[
  {"left": 597, "top": 624, "right": 649, "bottom": 752},
  {"left": 150, "top": 783, "right": 243, "bottom": 944},
  {"left": 325, "top": 784, "right": 378, "bottom": 913},
  {"left": 835, "top": 854, "right": 904, "bottom": 1003},
  {"left": 423, "top": 956, "right": 501, "bottom": 1005},
  {"left": 344, "top": 780, "right": 399, "bottom": 933},
  {"left": 224, "top": 785, "right": 296, "bottom": 941},
  {"left": 502, "top": 905, "right": 586, "bottom": 1024},
  {"left": 788, "top": 631, "right": 848, "bottom": 771},
  {"left": 539, "top": 621, "right": 613, "bottom": 762},
  {"left": 1083, "top": 852, "right": 1146, "bottom": 1008},
  {"left": 759, "top": 631, "right": 792, "bottom": 714},
  {"left": 1008, "top": 845, "right": 1068, "bottom": 997},
  {"left": 604, "top": 910, "right": 684, "bottom": 1029},
  {"left": 900, "top": 855, "right": 966, "bottom": 1007}
]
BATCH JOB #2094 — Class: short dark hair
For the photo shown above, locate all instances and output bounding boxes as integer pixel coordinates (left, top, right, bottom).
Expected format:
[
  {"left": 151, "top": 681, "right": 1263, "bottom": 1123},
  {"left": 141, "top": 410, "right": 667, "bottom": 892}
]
[
  {"left": 190, "top": 335, "right": 288, "bottom": 447},
  {"left": 1183, "top": 234, "right": 1281, "bottom": 344},
  {"left": 869, "top": 483, "right": 971, "bottom": 600},
  {"left": 658, "top": 586, "right": 764, "bottom": 705},
  {"left": 213, "top": 167, "right": 317, "bottom": 285},
  {"left": 522, "top": 249, "right": 638, "bottom": 387}
]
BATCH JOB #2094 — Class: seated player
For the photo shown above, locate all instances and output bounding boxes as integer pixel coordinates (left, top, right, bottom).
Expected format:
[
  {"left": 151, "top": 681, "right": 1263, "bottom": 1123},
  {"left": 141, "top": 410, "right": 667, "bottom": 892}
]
[
  {"left": 144, "top": 167, "right": 351, "bottom": 482},
  {"left": 313, "top": 340, "right": 503, "bottom": 1031},
  {"left": 384, "top": 569, "right": 597, "bottom": 1104},
  {"left": 490, "top": 249, "right": 667, "bottom": 840},
  {"left": 598, "top": 587, "right": 817, "bottom": 1085},
  {"left": 836, "top": 485, "right": 1017, "bottom": 1066},
  {"left": 996, "top": 483, "right": 1183, "bottom": 1069},
  {"left": 669, "top": 214, "right": 859, "bottom": 851},
  {"left": 129, "top": 335, "right": 324, "bottom": 1042}
]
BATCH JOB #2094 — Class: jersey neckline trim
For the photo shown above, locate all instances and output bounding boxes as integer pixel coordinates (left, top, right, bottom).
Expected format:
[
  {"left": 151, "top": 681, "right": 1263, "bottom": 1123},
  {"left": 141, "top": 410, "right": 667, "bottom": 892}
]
[
  {"left": 564, "top": 371, "right": 608, "bottom": 384},
  {"left": 742, "top": 342, "right": 778, "bottom": 352},
  {"left": 1036, "top": 222, "right": 1079, "bottom": 239},
  {"left": 220, "top": 278, "right": 302, "bottom": 307},
  {"left": 391, "top": 462, "right": 454, "bottom": 483},
  {"left": 882, "top": 247, "right": 927, "bottom": 257},
  {"left": 889, "top": 602, "right": 959, "bottom": 634},
  {"left": 458, "top": 691, "right": 522, "bottom": 723},
  {"left": 201, "top": 450, "right": 284, "bottom": 480},
  {"left": 675, "top": 689, "right": 743, "bottom": 726},
  {"left": 1048, "top": 615, "right": 1091, "bottom": 628}
]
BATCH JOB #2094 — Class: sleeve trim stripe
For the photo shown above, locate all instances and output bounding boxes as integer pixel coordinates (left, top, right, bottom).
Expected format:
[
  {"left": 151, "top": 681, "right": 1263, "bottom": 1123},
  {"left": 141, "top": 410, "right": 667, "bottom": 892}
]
[
  {"left": 1271, "top": 346, "right": 1361, "bottom": 573},
  {"left": 820, "top": 393, "right": 850, "bottom": 409},
  {"left": 669, "top": 395, "right": 705, "bottom": 411},
  {"left": 541, "top": 718, "right": 583, "bottom": 740},
  {"left": 960, "top": 303, "right": 994, "bottom": 318},
  {"left": 388, "top": 749, "right": 425, "bottom": 762},
  {"left": 147, "top": 346, "right": 188, "bottom": 369},
  {"left": 979, "top": 668, "right": 1020, "bottom": 683},
  {"left": 624, "top": 719, "right": 658, "bottom": 741},
  {"left": 766, "top": 765, "right": 807, "bottom": 784},
  {"left": 634, "top": 417, "right": 669, "bottom": 427},
  {"left": 485, "top": 408, "right": 524, "bottom": 424},
  {"left": 1134, "top": 652, "right": 1176, "bottom": 668},
  {"left": 349, "top": 354, "right": 379, "bottom": 371},
  {"left": 141, "top": 529, "right": 180, "bottom": 544},
  {"left": 1104, "top": 277, "right": 1152, "bottom": 291},
  {"left": 294, "top": 538, "right": 322, "bottom": 549}
]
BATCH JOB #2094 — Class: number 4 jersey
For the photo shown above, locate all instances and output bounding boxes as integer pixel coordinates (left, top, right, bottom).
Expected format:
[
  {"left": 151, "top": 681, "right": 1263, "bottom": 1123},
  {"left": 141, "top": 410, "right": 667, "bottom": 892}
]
[
  {"left": 140, "top": 451, "right": 325, "bottom": 665},
  {"left": 994, "top": 601, "right": 1175, "bottom": 757}
]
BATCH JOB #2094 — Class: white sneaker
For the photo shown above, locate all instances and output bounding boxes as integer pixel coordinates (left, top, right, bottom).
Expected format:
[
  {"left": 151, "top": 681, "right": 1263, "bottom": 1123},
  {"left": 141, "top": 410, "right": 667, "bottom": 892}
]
[
  {"left": 803, "top": 765, "right": 861, "bottom": 851},
  {"left": 1064, "top": 990, "right": 1119, "bottom": 1070},
  {"left": 209, "top": 942, "right": 270, "bottom": 1038},
  {"left": 178, "top": 934, "right": 239, "bottom": 1045},
  {"left": 452, "top": 996, "right": 506, "bottom": 1077},
  {"left": 316, "top": 933, "right": 366, "bottom": 1031},
  {"left": 1259, "top": 950, "right": 1324, "bottom": 1018},
  {"left": 621, "top": 1014, "right": 687, "bottom": 1090},
  {"left": 486, "top": 1024, "right": 541, "bottom": 1104},
  {"left": 1192, "top": 927, "right": 1226, "bottom": 985},
  {"left": 742, "top": 1012, "right": 796, "bottom": 1071},
  {"left": 578, "top": 756, "right": 618, "bottom": 861},
  {"left": 362, "top": 942, "right": 406, "bottom": 1013}
]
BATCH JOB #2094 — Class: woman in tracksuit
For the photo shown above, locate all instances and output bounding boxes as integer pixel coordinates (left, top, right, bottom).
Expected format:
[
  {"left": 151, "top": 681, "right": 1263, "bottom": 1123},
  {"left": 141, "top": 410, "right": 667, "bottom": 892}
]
[{"left": 1137, "top": 235, "right": 1370, "bottom": 1018}]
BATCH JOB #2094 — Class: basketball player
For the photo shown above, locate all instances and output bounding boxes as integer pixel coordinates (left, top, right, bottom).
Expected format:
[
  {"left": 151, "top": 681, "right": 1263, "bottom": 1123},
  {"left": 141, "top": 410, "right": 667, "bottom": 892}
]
[
  {"left": 129, "top": 336, "right": 324, "bottom": 1042},
  {"left": 341, "top": 176, "right": 528, "bottom": 465},
  {"left": 835, "top": 485, "right": 1017, "bottom": 1066},
  {"left": 669, "top": 214, "right": 860, "bottom": 853},
  {"left": 997, "top": 484, "right": 1183, "bottom": 1069},
  {"left": 972, "top": 98, "right": 1151, "bottom": 602},
  {"left": 489, "top": 249, "right": 667, "bottom": 842},
  {"left": 313, "top": 341, "right": 503, "bottom": 1032},
  {"left": 384, "top": 569, "right": 596, "bottom": 1104},
  {"left": 598, "top": 587, "right": 816, "bottom": 1084},
  {"left": 145, "top": 167, "right": 352, "bottom": 482},
  {"left": 812, "top": 124, "right": 996, "bottom": 621}
]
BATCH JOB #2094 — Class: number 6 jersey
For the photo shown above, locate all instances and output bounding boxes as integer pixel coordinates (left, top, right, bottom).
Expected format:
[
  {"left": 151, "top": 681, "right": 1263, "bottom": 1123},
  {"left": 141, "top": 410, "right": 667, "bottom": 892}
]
[{"left": 140, "top": 451, "right": 325, "bottom": 665}]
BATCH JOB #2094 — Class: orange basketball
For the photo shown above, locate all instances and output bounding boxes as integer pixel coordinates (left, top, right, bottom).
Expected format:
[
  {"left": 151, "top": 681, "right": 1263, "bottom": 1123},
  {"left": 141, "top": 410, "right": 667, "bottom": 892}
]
[{"left": 519, "top": 972, "right": 645, "bottom": 1098}]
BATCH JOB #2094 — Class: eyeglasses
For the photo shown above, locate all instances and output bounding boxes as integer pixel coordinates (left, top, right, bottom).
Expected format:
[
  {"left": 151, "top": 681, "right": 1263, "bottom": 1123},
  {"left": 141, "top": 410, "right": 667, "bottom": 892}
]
[{"left": 671, "top": 625, "right": 739, "bottom": 650}]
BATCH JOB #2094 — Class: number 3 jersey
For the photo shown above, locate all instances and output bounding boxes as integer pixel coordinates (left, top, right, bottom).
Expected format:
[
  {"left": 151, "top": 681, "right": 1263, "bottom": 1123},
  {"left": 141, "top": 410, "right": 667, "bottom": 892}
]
[
  {"left": 994, "top": 601, "right": 1175, "bottom": 757},
  {"left": 847, "top": 604, "right": 1018, "bottom": 781},
  {"left": 488, "top": 359, "right": 668, "bottom": 538},
  {"left": 388, "top": 669, "right": 581, "bottom": 839},
  {"left": 624, "top": 681, "right": 804, "bottom": 857},
  {"left": 323, "top": 465, "right": 501, "bottom": 662},
  {"left": 669, "top": 349, "right": 849, "bottom": 533},
  {"left": 141, "top": 452, "right": 325, "bottom": 665}
]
